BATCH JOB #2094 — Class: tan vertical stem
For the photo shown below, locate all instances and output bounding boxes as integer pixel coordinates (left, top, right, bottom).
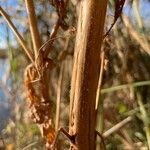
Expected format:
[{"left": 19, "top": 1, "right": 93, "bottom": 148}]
[
  {"left": 95, "top": 51, "right": 105, "bottom": 110},
  {"left": 69, "top": 0, "right": 107, "bottom": 149},
  {"left": 25, "top": 0, "right": 42, "bottom": 57},
  {"left": 55, "top": 63, "right": 65, "bottom": 130}
]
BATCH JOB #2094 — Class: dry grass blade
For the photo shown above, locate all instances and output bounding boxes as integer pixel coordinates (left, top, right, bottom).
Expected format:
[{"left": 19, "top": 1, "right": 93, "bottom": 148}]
[
  {"left": 136, "top": 92, "right": 150, "bottom": 149},
  {"left": 101, "top": 80, "right": 150, "bottom": 94},
  {"left": 22, "top": 142, "right": 38, "bottom": 150},
  {"left": 55, "top": 36, "right": 70, "bottom": 131},
  {"left": 122, "top": 15, "right": 150, "bottom": 55},
  {"left": 95, "top": 50, "right": 105, "bottom": 110},
  {"left": 133, "top": 0, "right": 143, "bottom": 29},
  {"left": 103, "top": 116, "right": 132, "bottom": 138}
]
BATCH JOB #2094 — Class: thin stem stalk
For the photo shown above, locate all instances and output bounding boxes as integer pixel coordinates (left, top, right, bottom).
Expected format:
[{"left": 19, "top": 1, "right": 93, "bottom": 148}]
[
  {"left": 25, "top": 0, "right": 42, "bottom": 58},
  {"left": 0, "top": 6, "right": 34, "bottom": 63}
]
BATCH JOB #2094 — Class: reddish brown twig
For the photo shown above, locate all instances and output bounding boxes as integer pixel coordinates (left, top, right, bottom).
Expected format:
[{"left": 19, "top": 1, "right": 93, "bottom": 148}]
[{"left": 104, "top": 0, "right": 126, "bottom": 39}]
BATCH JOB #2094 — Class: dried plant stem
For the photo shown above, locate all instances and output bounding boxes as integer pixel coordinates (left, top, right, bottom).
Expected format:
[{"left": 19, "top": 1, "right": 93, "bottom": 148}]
[
  {"left": 43, "top": 19, "right": 60, "bottom": 58},
  {"left": 55, "top": 63, "right": 65, "bottom": 130},
  {"left": 95, "top": 131, "right": 106, "bottom": 150},
  {"left": 116, "top": 134, "right": 135, "bottom": 150},
  {"left": 69, "top": 0, "right": 107, "bottom": 149},
  {"left": 55, "top": 37, "right": 70, "bottom": 131},
  {"left": 103, "top": 116, "right": 132, "bottom": 139},
  {"left": 0, "top": 6, "right": 34, "bottom": 63},
  {"left": 122, "top": 15, "right": 150, "bottom": 55},
  {"left": 22, "top": 142, "right": 38, "bottom": 150},
  {"left": 52, "top": 128, "right": 76, "bottom": 149},
  {"left": 136, "top": 92, "right": 150, "bottom": 149},
  {"left": 95, "top": 50, "right": 105, "bottom": 139},
  {"left": 132, "top": 0, "right": 150, "bottom": 57},
  {"left": 24, "top": 1, "right": 57, "bottom": 148},
  {"left": 38, "top": 32, "right": 74, "bottom": 58},
  {"left": 95, "top": 50, "right": 105, "bottom": 110},
  {"left": 133, "top": 0, "right": 143, "bottom": 30},
  {"left": 101, "top": 80, "right": 150, "bottom": 94},
  {"left": 25, "top": 0, "right": 42, "bottom": 57}
]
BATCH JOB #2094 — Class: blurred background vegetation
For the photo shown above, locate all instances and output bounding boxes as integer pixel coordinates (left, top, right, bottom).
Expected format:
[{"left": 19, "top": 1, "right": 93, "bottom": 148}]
[{"left": 0, "top": 0, "right": 150, "bottom": 149}]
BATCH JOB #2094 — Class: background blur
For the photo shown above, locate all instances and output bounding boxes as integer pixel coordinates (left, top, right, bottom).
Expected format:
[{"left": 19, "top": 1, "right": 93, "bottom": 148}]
[{"left": 0, "top": 0, "right": 150, "bottom": 149}]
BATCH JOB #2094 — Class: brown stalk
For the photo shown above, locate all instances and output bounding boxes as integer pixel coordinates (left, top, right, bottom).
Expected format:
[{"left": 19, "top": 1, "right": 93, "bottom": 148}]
[
  {"left": 103, "top": 116, "right": 132, "bottom": 139},
  {"left": 25, "top": 0, "right": 42, "bottom": 58},
  {"left": 69, "top": 0, "right": 108, "bottom": 149},
  {"left": 24, "top": 1, "right": 57, "bottom": 149},
  {"left": 0, "top": 6, "right": 34, "bottom": 63}
]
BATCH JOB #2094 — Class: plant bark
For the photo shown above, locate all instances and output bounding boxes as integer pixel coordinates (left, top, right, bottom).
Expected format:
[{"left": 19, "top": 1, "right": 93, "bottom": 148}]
[{"left": 69, "top": 0, "right": 107, "bottom": 150}]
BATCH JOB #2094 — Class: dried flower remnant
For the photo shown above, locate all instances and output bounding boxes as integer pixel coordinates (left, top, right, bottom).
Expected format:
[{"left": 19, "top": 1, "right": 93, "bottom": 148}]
[{"left": 24, "top": 64, "right": 56, "bottom": 148}]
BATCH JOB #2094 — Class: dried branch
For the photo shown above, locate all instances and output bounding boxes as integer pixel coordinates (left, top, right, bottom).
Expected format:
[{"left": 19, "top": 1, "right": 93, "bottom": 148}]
[
  {"left": 0, "top": 6, "right": 34, "bottom": 63},
  {"left": 103, "top": 116, "right": 132, "bottom": 138},
  {"left": 95, "top": 131, "right": 106, "bottom": 150},
  {"left": 37, "top": 28, "right": 75, "bottom": 59},
  {"left": 43, "top": 19, "right": 60, "bottom": 58},
  {"left": 22, "top": 141, "right": 38, "bottom": 150},
  {"left": 23, "top": 1, "right": 70, "bottom": 149},
  {"left": 104, "top": 0, "right": 126, "bottom": 38},
  {"left": 55, "top": 36, "right": 70, "bottom": 131}
]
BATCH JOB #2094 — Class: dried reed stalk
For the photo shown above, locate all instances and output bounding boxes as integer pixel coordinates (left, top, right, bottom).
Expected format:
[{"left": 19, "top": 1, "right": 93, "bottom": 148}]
[{"left": 69, "top": 0, "right": 107, "bottom": 149}]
